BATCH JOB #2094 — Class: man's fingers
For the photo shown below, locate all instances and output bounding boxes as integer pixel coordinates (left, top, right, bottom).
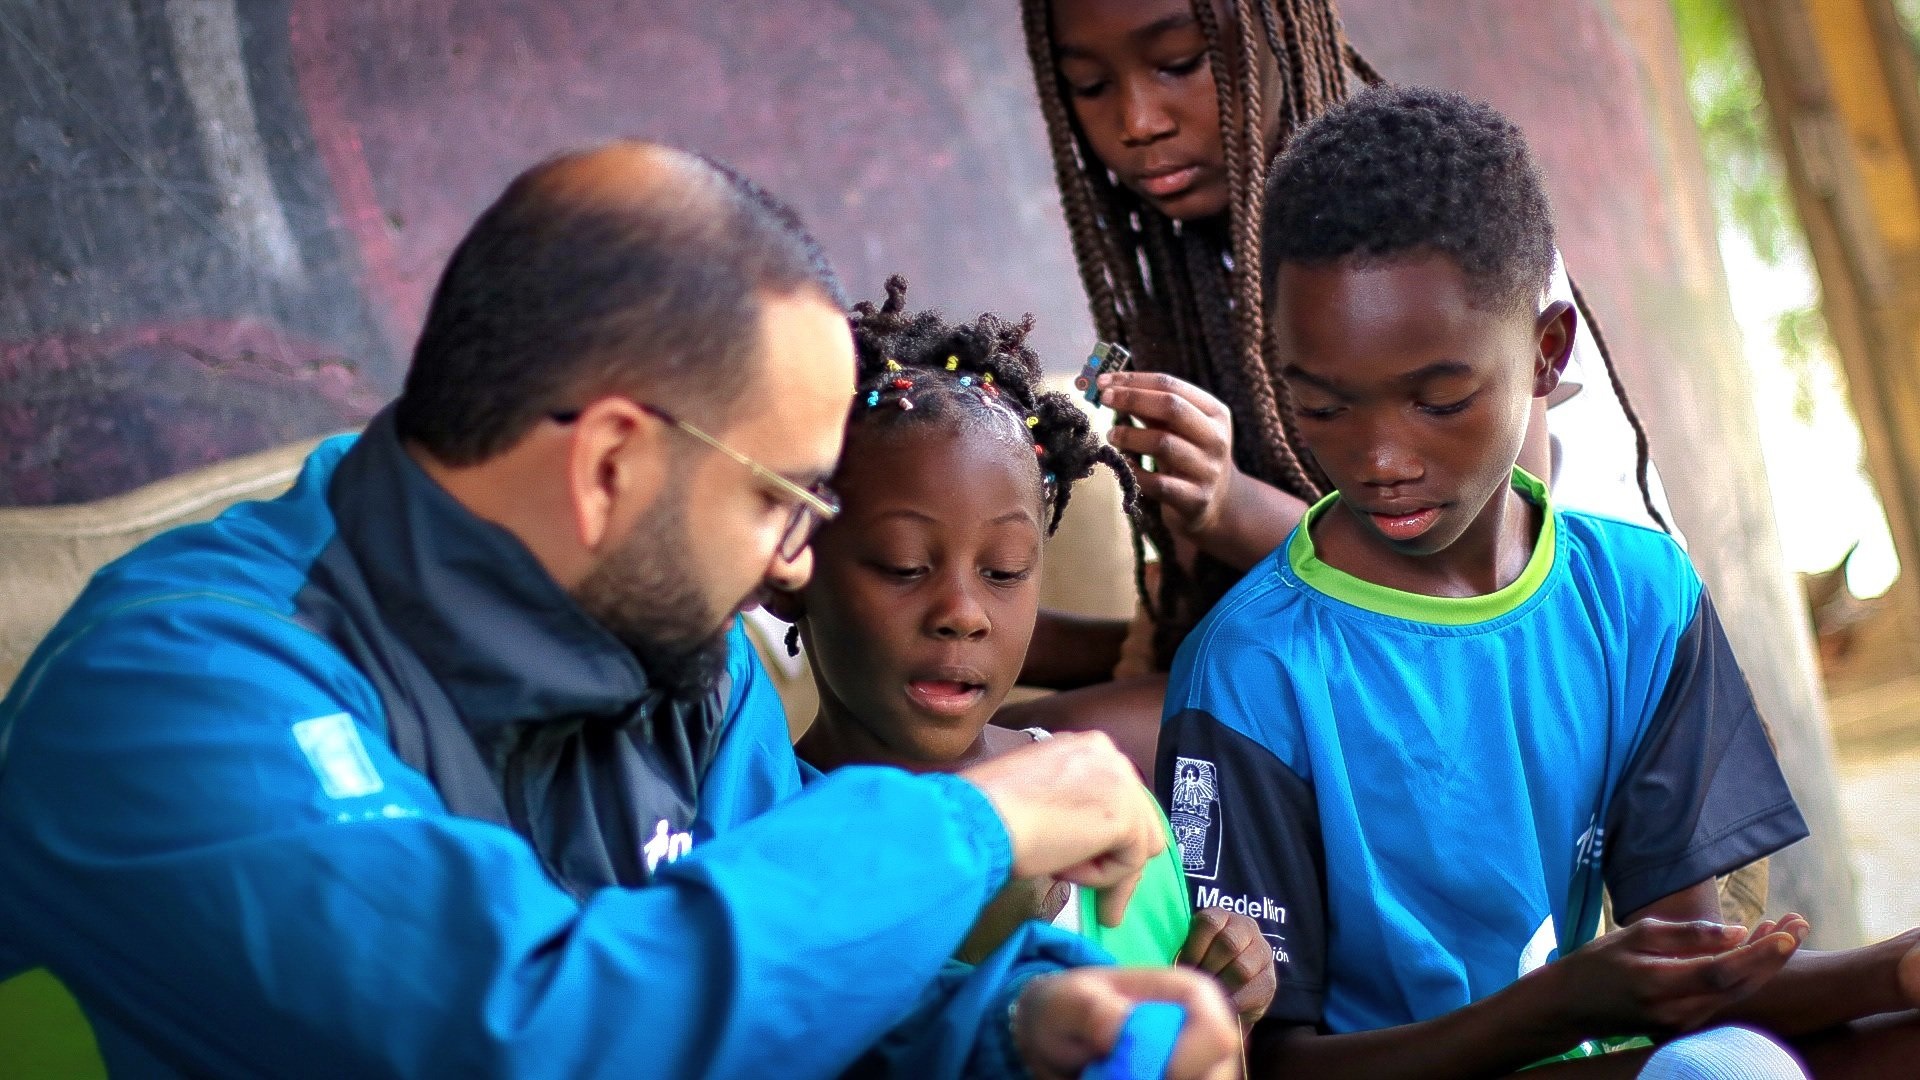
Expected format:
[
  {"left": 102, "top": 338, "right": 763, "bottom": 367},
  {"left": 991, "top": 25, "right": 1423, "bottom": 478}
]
[
  {"left": 1084, "top": 968, "right": 1242, "bottom": 1080},
  {"left": 962, "top": 730, "right": 1155, "bottom": 884},
  {"left": 1094, "top": 863, "right": 1144, "bottom": 929}
]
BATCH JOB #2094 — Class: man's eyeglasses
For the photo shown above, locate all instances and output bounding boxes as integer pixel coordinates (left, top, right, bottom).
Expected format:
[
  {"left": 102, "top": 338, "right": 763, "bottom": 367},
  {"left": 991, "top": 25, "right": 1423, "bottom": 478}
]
[{"left": 550, "top": 401, "right": 839, "bottom": 561}]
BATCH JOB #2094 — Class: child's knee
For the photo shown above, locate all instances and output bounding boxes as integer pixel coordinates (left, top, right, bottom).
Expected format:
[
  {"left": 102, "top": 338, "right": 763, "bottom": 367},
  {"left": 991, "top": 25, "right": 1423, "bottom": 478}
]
[{"left": 1638, "top": 1026, "right": 1806, "bottom": 1080}]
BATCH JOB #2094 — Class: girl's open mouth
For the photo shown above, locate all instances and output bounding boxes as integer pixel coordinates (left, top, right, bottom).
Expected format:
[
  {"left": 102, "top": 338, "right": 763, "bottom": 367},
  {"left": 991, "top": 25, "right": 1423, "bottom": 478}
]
[{"left": 906, "top": 679, "right": 987, "bottom": 716}]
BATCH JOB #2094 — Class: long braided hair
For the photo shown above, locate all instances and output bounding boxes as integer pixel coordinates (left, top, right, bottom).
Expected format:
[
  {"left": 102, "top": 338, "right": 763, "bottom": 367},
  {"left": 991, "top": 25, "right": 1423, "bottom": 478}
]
[{"left": 1022, "top": 0, "right": 1667, "bottom": 665}]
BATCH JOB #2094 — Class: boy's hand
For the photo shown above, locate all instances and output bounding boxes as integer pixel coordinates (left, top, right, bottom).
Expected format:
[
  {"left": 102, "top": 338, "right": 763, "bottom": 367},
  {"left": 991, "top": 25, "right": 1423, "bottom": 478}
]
[
  {"left": 1180, "top": 907, "right": 1277, "bottom": 1027},
  {"left": 1543, "top": 916, "right": 1805, "bottom": 1036},
  {"left": 1098, "top": 372, "right": 1240, "bottom": 542},
  {"left": 960, "top": 731, "right": 1165, "bottom": 927},
  {"left": 1013, "top": 966, "right": 1241, "bottom": 1080}
]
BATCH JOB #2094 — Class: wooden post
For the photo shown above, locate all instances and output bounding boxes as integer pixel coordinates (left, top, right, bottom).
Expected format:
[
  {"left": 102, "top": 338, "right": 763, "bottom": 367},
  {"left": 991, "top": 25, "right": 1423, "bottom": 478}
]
[{"left": 1733, "top": 0, "right": 1920, "bottom": 688}]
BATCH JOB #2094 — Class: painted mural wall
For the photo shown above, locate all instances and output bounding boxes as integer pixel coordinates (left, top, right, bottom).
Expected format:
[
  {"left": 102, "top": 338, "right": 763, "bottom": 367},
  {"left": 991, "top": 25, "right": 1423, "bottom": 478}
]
[{"left": 1, "top": 0, "right": 1090, "bottom": 506}]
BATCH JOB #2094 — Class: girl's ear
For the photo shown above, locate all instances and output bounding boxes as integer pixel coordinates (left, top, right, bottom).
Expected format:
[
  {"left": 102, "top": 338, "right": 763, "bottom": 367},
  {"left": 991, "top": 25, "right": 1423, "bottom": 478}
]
[{"left": 1532, "top": 300, "right": 1576, "bottom": 399}]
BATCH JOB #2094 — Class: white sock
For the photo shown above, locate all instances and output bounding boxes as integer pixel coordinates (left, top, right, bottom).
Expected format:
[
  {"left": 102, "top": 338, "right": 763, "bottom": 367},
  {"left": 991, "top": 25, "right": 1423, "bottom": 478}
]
[{"left": 1638, "top": 1026, "right": 1807, "bottom": 1080}]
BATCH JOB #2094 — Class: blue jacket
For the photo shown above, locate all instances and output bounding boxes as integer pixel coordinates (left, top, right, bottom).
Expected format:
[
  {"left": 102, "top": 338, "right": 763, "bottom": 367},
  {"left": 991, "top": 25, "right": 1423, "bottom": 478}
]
[{"left": 0, "top": 417, "right": 1100, "bottom": 1077}]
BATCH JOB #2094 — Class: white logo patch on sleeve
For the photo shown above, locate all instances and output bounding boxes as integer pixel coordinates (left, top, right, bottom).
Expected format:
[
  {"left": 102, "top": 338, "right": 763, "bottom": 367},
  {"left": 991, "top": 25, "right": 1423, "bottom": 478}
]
[
  {"left": 293, "top": 712, "right": 385, "bottom": 800},
  {"left": 1170, "top": 756, "right": 1223, "bottom": 881}
]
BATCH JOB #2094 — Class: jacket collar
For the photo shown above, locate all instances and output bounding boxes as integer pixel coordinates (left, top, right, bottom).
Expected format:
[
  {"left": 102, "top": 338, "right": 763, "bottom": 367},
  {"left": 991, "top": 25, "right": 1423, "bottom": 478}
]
[{"left": 328, "top": 408, "right": 654, "bottom": 733}]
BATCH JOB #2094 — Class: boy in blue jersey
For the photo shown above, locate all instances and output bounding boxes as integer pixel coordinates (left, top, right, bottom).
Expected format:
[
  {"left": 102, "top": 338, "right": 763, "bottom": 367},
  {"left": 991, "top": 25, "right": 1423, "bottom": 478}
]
[{"left": 1157, "top": 84, "right": 1920, "bottom": 1076}]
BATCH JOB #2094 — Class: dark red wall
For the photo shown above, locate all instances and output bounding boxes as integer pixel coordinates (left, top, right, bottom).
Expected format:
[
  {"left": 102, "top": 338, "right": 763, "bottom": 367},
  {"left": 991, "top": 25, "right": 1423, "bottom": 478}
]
[{"left": 1, "top": 0, "right": 1089, "bottom": 505}]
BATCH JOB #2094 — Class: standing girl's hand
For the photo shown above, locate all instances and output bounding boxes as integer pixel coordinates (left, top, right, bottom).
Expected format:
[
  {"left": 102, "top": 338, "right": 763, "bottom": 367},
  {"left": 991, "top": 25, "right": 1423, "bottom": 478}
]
[
  {"left": 1098, "top": 372, "right": 1240, "bottom": 542},
  {"left": 1099, "top": 371, "right": 1307, "bottom": 571}
]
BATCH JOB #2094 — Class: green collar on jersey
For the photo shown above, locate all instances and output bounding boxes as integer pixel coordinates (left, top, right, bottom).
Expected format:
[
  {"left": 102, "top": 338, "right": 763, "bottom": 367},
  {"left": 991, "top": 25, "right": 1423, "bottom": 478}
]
[{"left": 1289, "top": 467, "right": 1556, "bottom": 626}]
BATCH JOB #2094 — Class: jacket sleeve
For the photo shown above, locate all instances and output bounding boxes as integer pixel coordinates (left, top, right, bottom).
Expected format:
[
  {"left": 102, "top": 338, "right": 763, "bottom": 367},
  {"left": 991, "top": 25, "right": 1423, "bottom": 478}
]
[
  {"left": 0, "top": 597, "right": 1028, "bottom": 1079},
  {"left": 848, "top": 923, "right": 1115, "bottom": 1080}
]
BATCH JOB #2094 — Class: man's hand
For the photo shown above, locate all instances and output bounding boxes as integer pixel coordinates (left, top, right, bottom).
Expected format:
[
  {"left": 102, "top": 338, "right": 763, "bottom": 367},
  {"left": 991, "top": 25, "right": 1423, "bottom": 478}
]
[
  {"left": 960, "top": 731, "right": 1164, "bottom": 927},
  {"left": 1181, "top": 907, "right": 1277, "bottom": 1028},
  {"left": 1013, "top": 967, "right": 1242, "bottom": 1080},
  {"left": 1542, "top": 916, "right": 1807, "bottom": 1037},
  {"left": 1099, "top": 372, "right": 1240, "bottom": 543}
]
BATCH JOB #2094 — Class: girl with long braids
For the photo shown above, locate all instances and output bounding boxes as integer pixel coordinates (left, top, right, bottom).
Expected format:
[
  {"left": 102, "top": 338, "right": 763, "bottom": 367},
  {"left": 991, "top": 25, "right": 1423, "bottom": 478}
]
[{"left": 1004, "top": 0, "right": 1679, "bottom": 774}]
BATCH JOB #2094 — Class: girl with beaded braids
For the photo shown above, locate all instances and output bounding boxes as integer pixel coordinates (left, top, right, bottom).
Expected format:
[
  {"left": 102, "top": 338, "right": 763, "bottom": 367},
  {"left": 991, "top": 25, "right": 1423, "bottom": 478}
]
[
  {"left": 766, "top": 276, "right": 1277, "bottom": 1026},
  {"left": 1008, "top": 0, "right": 1681, "bottom": 735}
]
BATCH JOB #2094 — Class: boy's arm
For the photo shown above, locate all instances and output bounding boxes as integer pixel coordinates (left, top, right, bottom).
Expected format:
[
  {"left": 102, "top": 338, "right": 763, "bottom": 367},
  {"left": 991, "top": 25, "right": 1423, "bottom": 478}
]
[
  {"left": 1623, "top": 881, "right": 1920, "bottom": 1037},
  {"left": 1598, "top": 587, "right": 1862, "bottom": 1036},
  {"left": 1245, "top": 916, "right": 1798, "bottom": 1079}
]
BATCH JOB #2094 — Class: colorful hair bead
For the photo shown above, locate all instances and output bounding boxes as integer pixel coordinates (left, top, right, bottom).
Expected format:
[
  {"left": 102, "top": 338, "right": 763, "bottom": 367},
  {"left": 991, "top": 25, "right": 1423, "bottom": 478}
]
[
  {"left": 945, "top": 355, "right": 959, "bottom": 371},
  {"left": 866, "top": 390, "right": 880, "bottom": 408},
  {"left": 1025, "top": 415, "right": 1039, "bottom": 428},
  {"left": 891, "top": 377, "right": 912, "bottom": 390},
  {"left": 958, "top": 375, "right": 973, "bottom": 387},
  {"left": 885, "top": 358, "right": 902, "bottom": 372},
  {"left": 899, "top": 398, "right": 915, "bottom": 412}
]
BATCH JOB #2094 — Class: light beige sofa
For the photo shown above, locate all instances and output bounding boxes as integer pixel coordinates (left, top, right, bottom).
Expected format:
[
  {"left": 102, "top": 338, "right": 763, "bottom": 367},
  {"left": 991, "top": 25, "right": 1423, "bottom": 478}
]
[{"left": 0, "top": 381, "right": 1139, "bottom": 702}]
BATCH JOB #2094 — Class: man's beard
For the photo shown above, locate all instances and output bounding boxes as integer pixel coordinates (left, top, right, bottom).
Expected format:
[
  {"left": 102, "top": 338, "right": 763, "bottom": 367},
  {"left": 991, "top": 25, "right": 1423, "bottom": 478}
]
[{"left": 569, "top": 492, "right": 736, "bottom": 699}]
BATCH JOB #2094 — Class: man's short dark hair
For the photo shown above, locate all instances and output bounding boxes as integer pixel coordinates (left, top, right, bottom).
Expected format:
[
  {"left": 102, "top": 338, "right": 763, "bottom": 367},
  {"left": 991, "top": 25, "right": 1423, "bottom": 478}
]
[
  {"left": 1261, "top": 85, "right": 1556, "bottom": 311},
  {"left": 396, "top": 145, "right": 845, "bottom": 465}
]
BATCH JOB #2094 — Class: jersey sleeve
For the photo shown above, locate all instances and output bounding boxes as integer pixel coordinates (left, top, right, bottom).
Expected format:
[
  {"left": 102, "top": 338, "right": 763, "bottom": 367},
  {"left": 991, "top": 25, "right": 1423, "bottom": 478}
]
[
  {"left": 0, "top": 596, "right": 1030, "bottom": 1078},
  {"left": 1602, "top": 592, "right": 1810, "bottom": 916},
  {"left": 1156, "top": 707, "right": 1326, "bottom": 1026}
]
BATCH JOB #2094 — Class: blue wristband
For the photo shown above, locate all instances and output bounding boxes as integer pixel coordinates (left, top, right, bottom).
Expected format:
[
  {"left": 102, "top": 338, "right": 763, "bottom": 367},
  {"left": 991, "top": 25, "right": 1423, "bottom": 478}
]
[{"left": 1082, "top": 1002, "right": 1186, "bottom": 1080}]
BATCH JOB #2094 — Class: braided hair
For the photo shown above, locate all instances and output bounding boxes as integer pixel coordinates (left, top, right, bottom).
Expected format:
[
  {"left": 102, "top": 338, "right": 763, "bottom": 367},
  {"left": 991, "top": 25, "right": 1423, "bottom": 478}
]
[
  {"left": 784, "top": 275, "right": 1141, "bottom": 656},
  {"left": 1022, "top": 0, "right": 1354, "bottom": 664},
  {"left": 1022, "top": 0, "right": 1666, "bottom": 665}
]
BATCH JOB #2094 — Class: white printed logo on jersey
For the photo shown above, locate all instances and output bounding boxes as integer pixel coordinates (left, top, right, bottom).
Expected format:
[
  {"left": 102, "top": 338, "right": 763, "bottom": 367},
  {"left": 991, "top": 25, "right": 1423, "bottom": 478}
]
[
  {"left": 1575, "top": 816, "right": 1606, "bottom": 869},
  {"left": 292, "top": 712, "right": 384, "bottom": 800},
  {"left": 1170, "top": 756, "right": 1223, "bottom": 881},
  {"left": 643, "top": 818, "right": 694, "bottom": 874}
]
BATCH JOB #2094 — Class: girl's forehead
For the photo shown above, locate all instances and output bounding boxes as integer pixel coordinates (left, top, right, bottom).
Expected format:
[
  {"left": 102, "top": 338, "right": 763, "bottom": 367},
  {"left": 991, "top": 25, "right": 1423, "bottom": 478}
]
[{"left": 1053, "top": 0, "right": 1203, "bottom": 42}]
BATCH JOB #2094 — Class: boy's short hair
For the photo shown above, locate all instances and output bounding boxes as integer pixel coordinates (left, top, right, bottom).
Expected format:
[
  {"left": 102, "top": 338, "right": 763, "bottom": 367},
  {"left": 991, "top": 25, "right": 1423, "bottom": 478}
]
[{"left": 1261, "top": 85, "right": 1555, "bottom": 312}]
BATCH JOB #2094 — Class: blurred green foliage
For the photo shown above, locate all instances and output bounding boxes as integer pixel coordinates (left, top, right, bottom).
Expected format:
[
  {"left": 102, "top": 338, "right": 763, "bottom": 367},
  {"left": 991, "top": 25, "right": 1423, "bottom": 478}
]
[{"left": 1671, "top": 0, "right": 1832, "bottom": 420}]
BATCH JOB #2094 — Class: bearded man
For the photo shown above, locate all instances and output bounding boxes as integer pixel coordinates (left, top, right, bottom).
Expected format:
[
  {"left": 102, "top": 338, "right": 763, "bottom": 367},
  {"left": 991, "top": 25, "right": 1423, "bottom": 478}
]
[{"left": 0, "top": 144, "right": 1238, "bottom": 1079}]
